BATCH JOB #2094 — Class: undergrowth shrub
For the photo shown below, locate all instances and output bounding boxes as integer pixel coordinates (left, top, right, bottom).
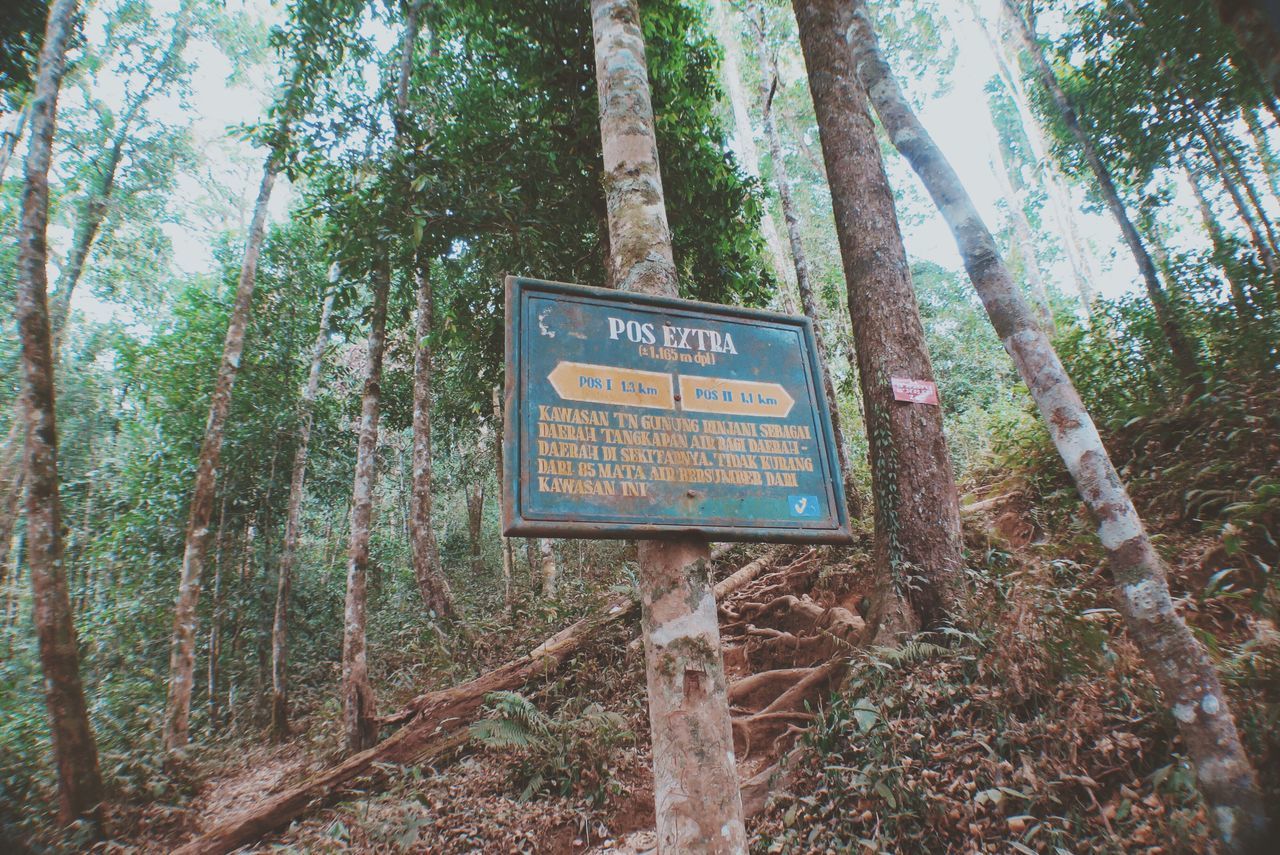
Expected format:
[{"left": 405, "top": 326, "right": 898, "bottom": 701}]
[{"left": 470, "top": 690, "right": 634, "bottom": 807}]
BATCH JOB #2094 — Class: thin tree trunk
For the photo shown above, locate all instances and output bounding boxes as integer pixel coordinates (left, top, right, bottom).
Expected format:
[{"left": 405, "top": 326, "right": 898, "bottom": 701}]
[
  {"left": 792, "top": 0, "right": 964, "bottom": 639},
  {"left": 410, "top": 256, "right": 452, "bottom": 618},
  {"left": 464, "top": 477, "right": 484, "bottom": 577},
  {"left": 989, "top": 133, "right": 1054, "bottom": 330},
  {"left": 968, "top": 0, "right": 1099, "bottom": 314},
  {"left": 270, "top": 291, "right": 333, "bottom": 740},
  {"left": 207, "top": 501, "right": 228, "bottom": 734},
  {"left": 538, "top": 538, "right": 557, "bottom": 598},
  {"left": 1000, "top": 0, "right": 1202, "bottom": 388},
  {"left": 0, "top": 440, "right": 24, "bottom": 588},
  {"left": 1183, "top": 156, "right": 1254, "bottom": 315},
  {"left": 163, "top": 158, "right": 277, "bottom": 754},
  {"left": 341, "top": 267, "right": 388, "bottom": 754},
  {"left": 342, "top": 3, "right": 423, "bottom": 755},
  {"left": 0, "top": 100, "right": 29, "bottom": 186},
  {"left": 715, "top": 0, "right": 798, "bottom": 313},
  {"left": 746, "top": 2, "right": 862, "bottom": 517},
  {"left": 847, "top": 12, "right": 1268, "bottom": 849},
  {"left": 14, "top": 0, "right": 105, "bottom": 832},
  {"left": 491, "top": 388, "right": 513, "bottom": 614},
  {"left": 591, "top": 0, "right": 747, "bottom": 849},
  {"left": 1244, "top": 107, "right": 1280, "bottom": 207},
  {"left": 1196, "top": 118, "right": 1280, "bottom": 275}
]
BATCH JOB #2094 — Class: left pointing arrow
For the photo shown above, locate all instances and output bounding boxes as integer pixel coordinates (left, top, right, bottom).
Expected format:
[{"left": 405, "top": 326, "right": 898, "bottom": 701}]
[{"left": 548, "top": 361, "right": 676, "bottom": 410}]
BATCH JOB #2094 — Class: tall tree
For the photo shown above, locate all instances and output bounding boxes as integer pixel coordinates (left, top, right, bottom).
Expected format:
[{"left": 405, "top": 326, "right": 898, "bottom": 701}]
[
  {"left": 744, "top": 2, "right": 861, "bottom": 515},
  {"left": 341, "top": 5, "right": 425, "bottom": 752},
  {"left": 791, "top": 0, "right": 963, "bottom": 639},
  {"left": 999, "top": 0, "right": 1202, "bottom": 387},
  {"left": 14, "top": 0, "right": 106, "bottom": 832},
  {"left": 270, "top": 288, "right": 333, "bottom": 740},
  {"left": 591, "top": 0, "right": 746, "bottom": 849},
  {"left": 410, "top": 255, "right": 452, "bottom": 618},
  {"left": 162, "top": 157, "right": 278, "bottom": 753},
  {"left": 340, "top": 262, "right": 387, "bottom": 753},
  {"left": 846, "top": 8, "right": 1268, "bottom": 850}
]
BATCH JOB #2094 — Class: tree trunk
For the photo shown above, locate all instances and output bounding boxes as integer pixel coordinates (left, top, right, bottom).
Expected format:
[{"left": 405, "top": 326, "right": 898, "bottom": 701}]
[
  {"left": 207, "top": 502, "right": 227, "bottom": 734},
  {"left": 464, "top": 477, "right": 484, "bottom": 577},
  {"left": 792, "top": 0, "right": 963, "bottom": 639},
  {"left": 270, "top": 291, "right": 333, "bottom": 740},
  {"left": 0, "top": 99, "right": 29, "bottom": 186},
  {"left": 163, "top": 159, "right": 277, "bottom": 754},
  {"left": 342, "top": 267, "right": 388, "bottom": 754},
  {"left": 410, "top": 256, "right": 453, "bottom": 618},
  {"left": 1244, "top": 107, "right": 1280, "bottom": 207},
  {"left": 715, "top": 0, "right": 798, "bottom": 313},
  {"left": 1212, "top": 0, "right": 1280, "bottom": 99},
  {"left": 1195, "top": 118, "right": 1280, "bottom": 275},
  {"left": 968, "top": 0, "right": 1099, "bottom": 315},
  {"left": 341, "top": 1, "right": 424, "bottom": 755},
  {"left": 14, "top": 0, "right": 105, "bottom": 833},
  {"left": 1181, "top": 153, "right": 1253, "bottom": 316},
  {"left": 538, "top": 538, "right": 557, "bottom": 598},
  {"left": 1000, "top": 0, "right": 1202, "bottom": 388},
  {"left": 591, "top": 1, "right": 747, "bottom": 850},
  {"left": 491, "top": 387, "right": 514, "bottom": 614},
  {"left": 989, "top": 131, "right": 1054, "bottom": 330},
  {"left": 847, "top": 11, "right": 1268, "bottom": 851},
  {"left": 746, "top": 2, "right": 862, "bottom": 517}
]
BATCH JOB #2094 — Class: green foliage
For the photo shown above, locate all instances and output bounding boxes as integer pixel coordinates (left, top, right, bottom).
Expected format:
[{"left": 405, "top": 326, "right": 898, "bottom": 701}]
[{"left": 470, "top": 690, "right": 634, "bottom": 806}]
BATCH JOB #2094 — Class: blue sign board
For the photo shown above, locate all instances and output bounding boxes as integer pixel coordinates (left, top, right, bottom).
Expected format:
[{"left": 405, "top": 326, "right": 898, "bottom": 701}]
[{"left": 502, "top": 276, "right": 851, "bottom": 543}]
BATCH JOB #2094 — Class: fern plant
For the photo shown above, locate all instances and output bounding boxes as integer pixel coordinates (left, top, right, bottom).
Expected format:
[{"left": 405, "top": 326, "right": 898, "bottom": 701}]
[{"left": 470, "top": 691, "right": 634, "bottom": 806}]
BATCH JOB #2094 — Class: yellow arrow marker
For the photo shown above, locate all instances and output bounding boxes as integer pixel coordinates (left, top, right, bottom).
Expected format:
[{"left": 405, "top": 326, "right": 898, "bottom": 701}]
[
  {"left": 678, "top": 375, "right": 795, "bottom": 418},
  {"left": 548, "top": 361, "right": 676, "bottom": 410}
]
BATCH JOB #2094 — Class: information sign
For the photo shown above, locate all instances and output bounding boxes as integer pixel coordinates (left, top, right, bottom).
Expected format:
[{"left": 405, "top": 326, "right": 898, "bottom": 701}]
[{"left": 502, "top": 277, "right": 851, "bottom": 543}]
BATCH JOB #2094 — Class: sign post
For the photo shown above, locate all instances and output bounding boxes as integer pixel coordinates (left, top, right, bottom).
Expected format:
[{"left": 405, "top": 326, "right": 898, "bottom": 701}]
[{"left": 504, "top": 277, "right": 851, "bottom": 544}]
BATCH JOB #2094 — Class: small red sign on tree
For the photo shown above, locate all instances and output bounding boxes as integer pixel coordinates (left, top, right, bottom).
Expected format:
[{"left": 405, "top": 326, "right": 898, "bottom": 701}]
[{"left": 891, "top": 377, "right": 939, "bottom": 405}]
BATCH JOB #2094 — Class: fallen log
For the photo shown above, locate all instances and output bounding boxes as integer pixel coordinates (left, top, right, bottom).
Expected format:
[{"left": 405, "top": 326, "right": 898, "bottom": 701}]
[{"left": 173, "top": 548, "right": 780, "bottom": 855}]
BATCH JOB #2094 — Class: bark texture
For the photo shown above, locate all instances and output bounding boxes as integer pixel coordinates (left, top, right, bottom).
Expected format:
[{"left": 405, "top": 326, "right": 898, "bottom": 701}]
[
  {"left": 410, "top": 257, "right": 453, "bottom": 617},
  {"left": 14, "top": 0, "right": 106, "bottom": 831},
  {"left": 747, "top": 3, "right": 861, "bottom": 516},
  {"left": 848, "top": 11, "right": 1268, "bottom": 850},
  {"left": 163, "top": 160, "right": 276, "bottom": 753},
  {"left": 792, "top": 0, "right": 963, "bottom": 638},
  {"left": 592, "top": 0, "right": 747, "bottom": 849},
  {"left": 270, "top": 291, "right": 333, "bottom": 740},
  {"left": 539, "top": 537, "right": 558, "bottom": 598},
  {"left": 342, "top": 267, "right": 388, "bottom": 753},
  {"left": 1000, "top": 0, "right": 1202, "bottom": 387}
]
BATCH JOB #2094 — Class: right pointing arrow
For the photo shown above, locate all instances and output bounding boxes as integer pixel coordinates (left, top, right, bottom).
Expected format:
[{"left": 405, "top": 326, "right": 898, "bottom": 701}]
[{"left": 678, "top": 375, "right": 795, "bottom": 418}]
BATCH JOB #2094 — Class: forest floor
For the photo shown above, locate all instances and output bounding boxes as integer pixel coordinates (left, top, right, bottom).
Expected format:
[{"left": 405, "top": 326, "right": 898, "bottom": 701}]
[{"left": 110, "top": 380, "right": 1279, "bottom": 854}]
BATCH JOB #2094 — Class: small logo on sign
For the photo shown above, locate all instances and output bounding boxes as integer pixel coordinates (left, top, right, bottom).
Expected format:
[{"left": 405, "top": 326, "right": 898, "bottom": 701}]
[
  {"left": 891, "top": 377, "right": 939, "bottom": 405},
  {"left": 788, "top": 495, "right": 820, "bottom": 517}
]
